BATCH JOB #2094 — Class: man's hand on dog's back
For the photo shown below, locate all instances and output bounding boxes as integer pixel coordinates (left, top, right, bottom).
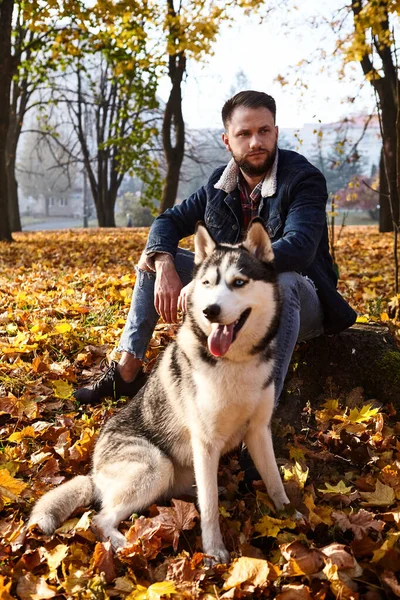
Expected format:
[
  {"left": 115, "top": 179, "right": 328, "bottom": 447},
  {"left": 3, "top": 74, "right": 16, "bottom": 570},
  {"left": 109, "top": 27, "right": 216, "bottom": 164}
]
[{"left": 154, "top": 254, "right": 183, "bottom": 323}]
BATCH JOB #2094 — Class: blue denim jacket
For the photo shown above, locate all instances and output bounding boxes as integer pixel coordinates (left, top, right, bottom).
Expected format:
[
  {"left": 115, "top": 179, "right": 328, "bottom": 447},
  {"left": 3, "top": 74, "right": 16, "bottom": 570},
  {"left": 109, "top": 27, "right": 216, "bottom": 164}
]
[{"left": 146, "top": 149, "right": 357, "bottom": 334}]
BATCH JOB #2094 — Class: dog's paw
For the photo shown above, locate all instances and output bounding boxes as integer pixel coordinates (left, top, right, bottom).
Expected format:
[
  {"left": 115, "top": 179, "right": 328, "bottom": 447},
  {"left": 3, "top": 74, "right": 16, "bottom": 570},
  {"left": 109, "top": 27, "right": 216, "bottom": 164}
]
[
  {"left": 110, "top": 531, "right": 127, "bottom": 551},
  {"left": 293, "top": 509, "right": 307, "bottom": 526},
  {"left": 204, "top": 546, "right": 231, "bottom": 567},
  {"left": 28, "top": 514, "right": 58, "bottom": 536}
]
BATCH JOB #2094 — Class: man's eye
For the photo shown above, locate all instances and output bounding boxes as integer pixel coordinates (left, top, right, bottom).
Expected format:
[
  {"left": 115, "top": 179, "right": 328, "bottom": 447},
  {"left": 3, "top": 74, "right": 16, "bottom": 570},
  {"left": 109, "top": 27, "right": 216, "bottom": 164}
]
[{"left": 233, "top": 279, "right": 246, "bottom": 287}]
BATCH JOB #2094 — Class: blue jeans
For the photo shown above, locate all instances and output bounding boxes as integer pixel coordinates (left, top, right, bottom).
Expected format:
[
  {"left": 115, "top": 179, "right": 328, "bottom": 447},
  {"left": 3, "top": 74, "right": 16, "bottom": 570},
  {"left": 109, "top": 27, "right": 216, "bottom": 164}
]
[{"left": 118, "top": 248, "right": 324, "bottom": 404}]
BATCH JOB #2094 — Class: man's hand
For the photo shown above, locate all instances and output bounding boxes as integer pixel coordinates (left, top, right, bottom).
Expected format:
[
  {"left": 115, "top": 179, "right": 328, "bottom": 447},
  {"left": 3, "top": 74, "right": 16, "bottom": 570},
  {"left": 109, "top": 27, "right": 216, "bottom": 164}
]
[
  {"left": 177, "top": 281, "right": 194, "bottom": 314},
  {"left": 154, "top": 254, "right": 182, "bottom": 323}
]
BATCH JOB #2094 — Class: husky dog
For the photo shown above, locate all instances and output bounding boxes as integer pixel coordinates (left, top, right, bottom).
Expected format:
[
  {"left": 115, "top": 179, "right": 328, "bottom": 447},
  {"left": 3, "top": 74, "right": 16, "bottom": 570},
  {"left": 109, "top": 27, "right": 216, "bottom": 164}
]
[{"left": 28, "top": 219, "right": 290, "bottom": 564}]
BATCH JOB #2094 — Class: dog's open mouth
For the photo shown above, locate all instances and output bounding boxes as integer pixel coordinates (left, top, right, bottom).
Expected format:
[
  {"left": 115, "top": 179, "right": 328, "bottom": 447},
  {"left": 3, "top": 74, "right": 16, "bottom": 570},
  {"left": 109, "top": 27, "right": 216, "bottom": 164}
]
[{"left": 207, "top": 308, "right": 251, "bottom": 357}]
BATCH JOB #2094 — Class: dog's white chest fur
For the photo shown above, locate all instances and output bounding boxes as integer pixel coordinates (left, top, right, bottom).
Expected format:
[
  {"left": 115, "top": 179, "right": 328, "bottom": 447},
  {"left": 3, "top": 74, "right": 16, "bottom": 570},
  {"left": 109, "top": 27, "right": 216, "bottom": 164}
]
[{"left": 183, "top": 354, "right": 274, "bottom": 461}]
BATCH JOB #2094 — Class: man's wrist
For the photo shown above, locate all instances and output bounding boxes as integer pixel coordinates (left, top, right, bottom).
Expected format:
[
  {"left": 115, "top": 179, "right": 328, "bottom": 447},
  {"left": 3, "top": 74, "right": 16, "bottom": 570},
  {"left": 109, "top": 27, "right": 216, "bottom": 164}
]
[{"left": 154, "top": 253, "right": 174, "bottom": 270}]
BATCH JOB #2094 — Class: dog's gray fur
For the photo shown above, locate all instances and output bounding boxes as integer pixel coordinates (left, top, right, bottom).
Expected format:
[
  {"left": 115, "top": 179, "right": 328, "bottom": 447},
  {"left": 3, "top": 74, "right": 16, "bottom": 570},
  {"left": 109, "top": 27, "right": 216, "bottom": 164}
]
[{"left": 29, "top": 219, "right": 290, "bottom": 563}]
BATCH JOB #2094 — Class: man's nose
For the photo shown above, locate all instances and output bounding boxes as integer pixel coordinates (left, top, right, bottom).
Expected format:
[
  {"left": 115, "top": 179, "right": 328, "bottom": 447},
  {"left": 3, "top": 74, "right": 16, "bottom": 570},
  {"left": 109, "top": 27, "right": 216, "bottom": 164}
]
[{"left": 249, "top": 135, "right": 262, "bottom": 149}]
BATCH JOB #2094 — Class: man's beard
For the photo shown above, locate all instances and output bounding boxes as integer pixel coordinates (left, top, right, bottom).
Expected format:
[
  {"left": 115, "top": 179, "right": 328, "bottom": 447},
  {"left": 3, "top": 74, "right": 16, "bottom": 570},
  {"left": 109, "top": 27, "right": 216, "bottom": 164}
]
[{"left": 233, "top": 144, "right": 277, "bottom": 176}]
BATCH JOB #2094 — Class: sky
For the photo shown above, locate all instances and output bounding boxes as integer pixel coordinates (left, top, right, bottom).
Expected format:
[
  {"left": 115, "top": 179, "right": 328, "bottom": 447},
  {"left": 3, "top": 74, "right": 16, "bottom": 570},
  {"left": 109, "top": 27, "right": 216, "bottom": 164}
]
[{"left": 157, "top": 1, "right": 376, "bottom": 131}]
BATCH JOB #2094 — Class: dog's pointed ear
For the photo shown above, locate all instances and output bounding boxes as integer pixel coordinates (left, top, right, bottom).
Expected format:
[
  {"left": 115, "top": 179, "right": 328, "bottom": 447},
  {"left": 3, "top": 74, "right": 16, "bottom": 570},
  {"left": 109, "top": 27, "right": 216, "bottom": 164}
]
[
  {"left": 243, "top": 218, "right": 274, "bottom": 263},
  {"left": 194, "top": 222, "right": 216, "bottom": 265}
]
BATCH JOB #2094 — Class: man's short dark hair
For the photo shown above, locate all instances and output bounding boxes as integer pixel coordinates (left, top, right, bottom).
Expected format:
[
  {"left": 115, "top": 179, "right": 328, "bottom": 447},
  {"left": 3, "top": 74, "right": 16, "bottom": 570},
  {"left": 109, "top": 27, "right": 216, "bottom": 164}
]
[{"left": 222, "top": 91, "right": 276, "bottom": 128}]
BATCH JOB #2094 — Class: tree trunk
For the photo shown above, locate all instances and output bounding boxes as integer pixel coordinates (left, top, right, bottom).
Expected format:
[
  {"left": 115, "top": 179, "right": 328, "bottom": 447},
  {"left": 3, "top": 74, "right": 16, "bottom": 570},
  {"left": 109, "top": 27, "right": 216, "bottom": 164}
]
[
  {"left": 104, "top": 201, "right": 116, "bottom": 227},
  {"left": 7, "top": 154, "right": 21, "bottom": 232},
  {"left": 376, "top": 78, "right": 399, "bottom": 233},
  {"left": 379, "top": 147, "right": 392, "bottom": 232},
  {"left": 350, "top": 1, "right": 400, "bottom": 235},
  {"left": 7, "top": 75, "right": 26, "bottom": 234},
  {"left": 0, "top": 0, "right": 14, "bottom": 242},
  {"left": 92, "top": 188, "right": 116, "bottom": 227},
  {"left": 159, "top": 13, "right": 186, "bottom": 215}
]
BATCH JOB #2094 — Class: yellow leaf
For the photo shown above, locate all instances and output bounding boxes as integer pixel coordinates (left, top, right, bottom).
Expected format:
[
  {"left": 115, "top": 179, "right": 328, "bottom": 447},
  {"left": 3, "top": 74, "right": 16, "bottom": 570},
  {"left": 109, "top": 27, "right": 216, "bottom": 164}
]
[
  {"left": 282, "top": 461, "right": 309, "bottom": 488},
  {"left": 126, "top": 585, "right": 148, "bottom": 600},
  {"left": 54, "top": 322, "right": 72, "bottom": 334},
  {"left": 0, "top": 574, "right": 14, "bottom": 600},
  {"left": 0, "top": 468, "right": 27, "bottom": 502},
  {"left": 372, "top": 532, "right": 400, "bottom": 563},
  {"left": 289, "top": 447, "right": 306, "bottom": 462},
  {"left": 223, "top": 556, "right": 271, "bottom": 590},
  {"left": 360, "top": 480, "right": 396, "bottom": 507},
  {"left": 52, "top": 380, "right": 73, "bottom": 399},
  {"left": 318, "top": 481, "right": 353, "bottom": 495},
  {"left": 8, "top": 426, "right": 36, "bottom": 442},
  {"left": 303, "top": 493, "right": 324, "bottom": 527},
  {"left": 44, "top": 545, "right": 69, "bottom": 580},
  {"left": 322, "top": 399, "right": 339, "bottom": 410},
  {"left": 146, "top": 581, "right": 177, "bottom": 599},
  {"left": 356, "top": 315, "right": 369, "bottom": 323},
  {"left": 254, "top": 514, "right": 296, "bottom": 538},
  {"left": 348, "top": 404, "right": 380, "bottom": 423}
]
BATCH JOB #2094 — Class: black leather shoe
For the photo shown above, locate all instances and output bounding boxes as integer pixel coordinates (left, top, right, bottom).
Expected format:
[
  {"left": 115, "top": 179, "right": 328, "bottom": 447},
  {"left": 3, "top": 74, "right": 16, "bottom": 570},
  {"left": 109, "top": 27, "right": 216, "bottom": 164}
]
[{"left": 74, "top": 361, "right": 147, "bottom": 404}]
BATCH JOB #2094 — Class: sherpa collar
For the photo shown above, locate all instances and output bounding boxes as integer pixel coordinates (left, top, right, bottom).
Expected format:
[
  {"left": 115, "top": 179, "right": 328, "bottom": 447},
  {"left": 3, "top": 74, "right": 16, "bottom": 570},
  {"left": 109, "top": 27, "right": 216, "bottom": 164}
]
[{"left": 214, "top": 149, "right": 279, "bottom": 197}]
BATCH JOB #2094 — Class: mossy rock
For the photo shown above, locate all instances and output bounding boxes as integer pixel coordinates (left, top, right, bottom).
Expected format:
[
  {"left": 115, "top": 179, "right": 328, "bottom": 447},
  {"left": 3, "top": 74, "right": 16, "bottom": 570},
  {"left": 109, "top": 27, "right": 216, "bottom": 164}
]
[{"left": 276, "top": 323, "right": 400, "bottom": 425}]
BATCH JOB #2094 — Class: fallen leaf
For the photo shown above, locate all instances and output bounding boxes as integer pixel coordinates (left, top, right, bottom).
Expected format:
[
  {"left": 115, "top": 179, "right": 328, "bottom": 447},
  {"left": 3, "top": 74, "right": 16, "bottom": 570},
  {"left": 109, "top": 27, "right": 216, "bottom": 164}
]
[
  {"left": 54, "top": 322, "right": 72, "bottom": 334},
  {"left": 0, "top": 575, "right": 14, "bottom": 600},
  {"left": 90, "top": 541, "right": 116, "bottom": 584},
  {"left": 360, "top": 480, "right": 396, "bottom": 507},
  {"left": 381, "top": 570, "right": 400, "bottom": 596},
  {"left": 16, "top": 573, "right": 57, "bottom": 600},
  {"left": 0, "top": 468, "right": 27, "bottom": 504},
  {"left": 8, "top": 425, "right": 36, "bottom": 442},
  {"left": 318, "top": 481, "right": 353, "bottom": 495},
  {"left": 43, "top": 544, "right": 69, "bottom": 581},
  {"left": 320, "top": 543, "right": 355, "bottom": 570},
  {"left": 254, "top": 514, "right": 297, "bottom": 538},
  {"left": 332, "top": 509, "right": 385, "bottom": 540},
  {"left": 223, "top": 556, "right": 273, "bottom": 590},
  {"left": 52, "top": 380, "right": 73, "bottom": 399},
  {"left": 280, "top": 541, "right": 325, "bottom": 576},
  {"left": 276, "top": 583, "right": 313, "bottom": 600},
  {"left": 372, "top": 532, "right": 400, "bottom": 563}
]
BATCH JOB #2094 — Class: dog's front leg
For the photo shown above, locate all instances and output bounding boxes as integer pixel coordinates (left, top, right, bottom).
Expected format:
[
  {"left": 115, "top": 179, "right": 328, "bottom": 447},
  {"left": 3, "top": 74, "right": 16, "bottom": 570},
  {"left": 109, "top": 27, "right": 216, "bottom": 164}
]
[
  {"left": 244, "top": 423, "right": 290, "bottom": 511},
  {"left": 192, "top": 438, "right": 230, "bottom": 564}
]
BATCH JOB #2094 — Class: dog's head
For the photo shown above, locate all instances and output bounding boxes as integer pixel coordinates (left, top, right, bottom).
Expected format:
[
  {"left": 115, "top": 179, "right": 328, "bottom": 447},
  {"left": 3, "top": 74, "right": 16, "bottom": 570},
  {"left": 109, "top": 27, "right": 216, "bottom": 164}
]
[{"left": 190, "top": 218, "right": 279, "bottom": 359}]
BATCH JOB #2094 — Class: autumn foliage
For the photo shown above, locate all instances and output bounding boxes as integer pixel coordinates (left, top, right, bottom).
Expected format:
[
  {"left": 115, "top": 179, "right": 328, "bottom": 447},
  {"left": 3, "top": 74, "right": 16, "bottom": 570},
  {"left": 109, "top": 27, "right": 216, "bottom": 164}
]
[{"left": 0, "top": 227, "right": 400, "bottom": 599}]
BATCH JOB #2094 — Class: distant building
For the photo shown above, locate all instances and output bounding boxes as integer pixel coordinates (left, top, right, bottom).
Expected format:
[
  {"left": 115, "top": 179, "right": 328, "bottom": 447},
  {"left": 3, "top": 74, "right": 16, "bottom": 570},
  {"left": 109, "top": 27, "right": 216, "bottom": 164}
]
[
  {"left": 20, "top": 190, "right": 84, "bottom": 219},
  {"left": 281, "top": 115, "right": 381, "bottom": 175}
]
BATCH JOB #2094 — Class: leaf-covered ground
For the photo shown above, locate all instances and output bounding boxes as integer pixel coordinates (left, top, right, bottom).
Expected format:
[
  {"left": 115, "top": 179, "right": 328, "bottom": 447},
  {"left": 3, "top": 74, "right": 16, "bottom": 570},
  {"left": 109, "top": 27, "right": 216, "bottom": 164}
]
[{"left": 0, "top": 226, "right": 399, "bottom": 600}]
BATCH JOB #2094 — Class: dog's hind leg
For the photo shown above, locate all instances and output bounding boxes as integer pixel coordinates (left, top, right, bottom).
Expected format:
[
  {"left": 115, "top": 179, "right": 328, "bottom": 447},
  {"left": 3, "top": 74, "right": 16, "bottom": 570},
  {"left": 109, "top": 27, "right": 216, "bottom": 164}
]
[{"left": 91, "top": 443, "right": 175, "bottom": 550}]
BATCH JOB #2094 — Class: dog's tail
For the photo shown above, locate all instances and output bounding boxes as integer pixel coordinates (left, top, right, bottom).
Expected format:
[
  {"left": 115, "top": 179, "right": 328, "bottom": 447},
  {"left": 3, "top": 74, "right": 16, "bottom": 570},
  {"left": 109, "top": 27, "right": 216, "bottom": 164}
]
[{"left": 28, "top": 475, "right": 94, "bottom": 535}]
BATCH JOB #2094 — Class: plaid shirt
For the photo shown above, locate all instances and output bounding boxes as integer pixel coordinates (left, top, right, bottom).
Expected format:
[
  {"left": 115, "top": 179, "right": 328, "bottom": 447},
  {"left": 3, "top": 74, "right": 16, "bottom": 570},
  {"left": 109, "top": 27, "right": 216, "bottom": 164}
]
[{"left": 238, "top": 174, "right": 264, "bottom": 233}]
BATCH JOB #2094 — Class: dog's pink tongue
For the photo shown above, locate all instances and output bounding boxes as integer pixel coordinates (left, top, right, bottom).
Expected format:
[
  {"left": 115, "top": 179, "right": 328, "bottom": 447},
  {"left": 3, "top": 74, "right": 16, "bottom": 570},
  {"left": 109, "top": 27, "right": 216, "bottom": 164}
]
[{"left": 208, "top": 323, "right": 234, "bottom": 357}]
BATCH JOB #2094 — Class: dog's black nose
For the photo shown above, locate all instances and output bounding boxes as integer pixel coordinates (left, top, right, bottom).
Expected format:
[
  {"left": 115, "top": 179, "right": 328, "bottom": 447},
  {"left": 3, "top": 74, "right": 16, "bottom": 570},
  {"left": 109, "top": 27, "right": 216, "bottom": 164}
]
[{"left": 203, "top": 304, "right": 221, "bottom": 321}]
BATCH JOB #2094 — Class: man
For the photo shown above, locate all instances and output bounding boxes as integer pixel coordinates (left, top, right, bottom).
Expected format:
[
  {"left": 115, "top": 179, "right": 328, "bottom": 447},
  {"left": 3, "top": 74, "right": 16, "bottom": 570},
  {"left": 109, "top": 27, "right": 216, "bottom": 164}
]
[{"left": 75, "top": 90, "right": 356, "bottom": 405}]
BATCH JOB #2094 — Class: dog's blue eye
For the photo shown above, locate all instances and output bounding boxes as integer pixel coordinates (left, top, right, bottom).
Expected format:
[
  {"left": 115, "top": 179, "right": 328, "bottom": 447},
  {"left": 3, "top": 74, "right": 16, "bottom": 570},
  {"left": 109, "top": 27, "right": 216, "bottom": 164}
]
[
  {"left": 233, "top": 279, "right": 246, "bottom": 287},
  {"left": 202, "top": 280, "right": 210, "bottom": 286}
]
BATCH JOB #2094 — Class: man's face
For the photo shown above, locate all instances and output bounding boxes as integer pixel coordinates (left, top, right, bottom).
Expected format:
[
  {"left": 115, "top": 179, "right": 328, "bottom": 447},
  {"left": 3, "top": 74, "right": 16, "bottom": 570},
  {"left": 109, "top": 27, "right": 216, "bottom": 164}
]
[{"left": 222, "top": 106, "right": 278, "bottom": 176}]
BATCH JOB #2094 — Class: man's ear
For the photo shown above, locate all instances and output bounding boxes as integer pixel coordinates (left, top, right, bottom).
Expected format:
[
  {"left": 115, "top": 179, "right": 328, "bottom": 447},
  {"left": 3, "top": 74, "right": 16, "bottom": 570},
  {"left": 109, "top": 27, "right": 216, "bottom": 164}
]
[
  {"left": 222, "top": 132, "right": 231, "bottom": 152},
  {"left": 242, "top": 218, "right": 274, "bottom": 263},
  {"left": 194, "top": 222, "right": 217, "bottom": 265}
]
